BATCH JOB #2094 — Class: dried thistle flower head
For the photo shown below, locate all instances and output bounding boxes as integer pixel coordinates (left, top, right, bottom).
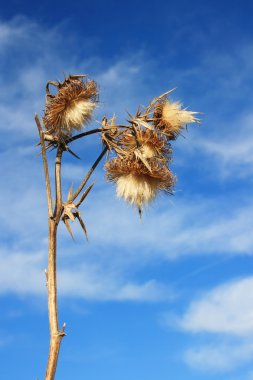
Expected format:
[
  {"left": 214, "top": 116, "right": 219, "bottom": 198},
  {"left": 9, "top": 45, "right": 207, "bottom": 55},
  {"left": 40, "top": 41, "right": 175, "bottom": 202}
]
[
  {"left": 121, "top": 129, "right": 171, "bottom": 160},
  {"left": 43, "top": 75, "right": 98, "bottom": 137},
  {"left": 154, "top": 99, "right": 199, "bottom": 139},
  {"left": 105, "top": 156, "right": 175, "bottom": 211}
]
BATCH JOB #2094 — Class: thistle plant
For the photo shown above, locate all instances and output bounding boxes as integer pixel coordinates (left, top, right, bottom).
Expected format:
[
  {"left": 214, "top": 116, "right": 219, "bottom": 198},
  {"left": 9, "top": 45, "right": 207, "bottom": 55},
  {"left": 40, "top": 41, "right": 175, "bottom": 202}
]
[{"left": 35, "top": 74, "right": 199, "bottom": 380}]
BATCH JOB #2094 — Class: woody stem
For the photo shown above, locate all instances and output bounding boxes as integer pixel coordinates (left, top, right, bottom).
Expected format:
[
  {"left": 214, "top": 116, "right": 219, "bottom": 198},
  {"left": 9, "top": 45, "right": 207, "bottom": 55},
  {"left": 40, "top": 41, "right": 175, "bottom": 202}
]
[{"left": 44, "top": 145, "right": 65, "bottom": 380}]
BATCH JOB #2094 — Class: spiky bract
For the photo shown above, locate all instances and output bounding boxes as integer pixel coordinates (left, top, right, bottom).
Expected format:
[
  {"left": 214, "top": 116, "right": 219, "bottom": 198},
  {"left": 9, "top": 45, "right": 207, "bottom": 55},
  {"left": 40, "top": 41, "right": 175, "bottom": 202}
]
[{"left": 120, "top": 129, "right": 171, "bottom": 159}]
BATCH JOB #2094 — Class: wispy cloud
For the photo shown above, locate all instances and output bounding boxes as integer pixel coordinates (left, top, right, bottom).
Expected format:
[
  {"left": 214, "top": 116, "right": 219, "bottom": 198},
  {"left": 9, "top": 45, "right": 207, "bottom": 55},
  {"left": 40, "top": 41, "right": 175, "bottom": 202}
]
[
  {"left": 177, "top": 276, "right": 253, "bottom": 336},
  {"left": 172, "top": 276, "right": 253, "bottom": 372},
  {"left": 178, "top": 112, "right": 253, "bottom": 179},
  {"left": 58, "top": 264, "right": 171, "bottom": 301},
  {"left": 0, "top": 248, "right": 171, "bottom": 301},
  {"left": 0, "top": 250, "right": 45, "bottom": 295},
  {"left": 184, "top": 341, "right": 253, "bottom": 372},
  {"left": 84, "top": 191, "right": 253, "bottom": 258}
]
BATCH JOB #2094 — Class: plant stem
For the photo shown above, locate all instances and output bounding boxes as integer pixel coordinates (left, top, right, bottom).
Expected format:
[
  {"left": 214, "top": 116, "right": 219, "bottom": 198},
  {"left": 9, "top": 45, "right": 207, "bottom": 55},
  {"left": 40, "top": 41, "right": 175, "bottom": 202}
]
[
  {"left": 67, "top": 128, "right": 102, "bottom": 143},
  {"left": 35, "top": 114, "right": 53, "bottom": 218},
  {"left": 54, "top": 146, "right": 64, "bottom": 222},
  {"left": 36, "top": 124, "right": 106, "bottom": 379},
  {"left": 44, "top": 146, "right": 65, "bottom": 380},
  {"left": 36, "top": 116, "right": 63, "bottom": 379},
  {"left": 45, "top": 220, "right": 65, "bottom": 380}
]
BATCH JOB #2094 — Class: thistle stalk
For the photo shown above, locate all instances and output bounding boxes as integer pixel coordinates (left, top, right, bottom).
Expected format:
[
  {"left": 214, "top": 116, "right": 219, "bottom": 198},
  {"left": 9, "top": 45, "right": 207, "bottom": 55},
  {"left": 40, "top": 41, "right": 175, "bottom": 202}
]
[
  {"left": 45, "top": 220, "right": 65, "bottom": 380},
  {"left": 36, "top": 120, "right": 108, "bottom": 379}
]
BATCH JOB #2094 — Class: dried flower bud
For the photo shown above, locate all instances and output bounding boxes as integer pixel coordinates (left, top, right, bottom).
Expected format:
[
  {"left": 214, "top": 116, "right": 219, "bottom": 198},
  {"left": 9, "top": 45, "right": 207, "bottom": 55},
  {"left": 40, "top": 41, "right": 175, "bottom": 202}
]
[
  {"left": 121, "top": 129, "right": 171, "bottom": 160},
  {"left": 154, "top": 99, "right": 199, "bottom": 139},
  {"left": 105, "top": 156, "right": 175, "bottom": 210},
  {"left": 43, "top": 75, "right": 98, "bottom": 137}
]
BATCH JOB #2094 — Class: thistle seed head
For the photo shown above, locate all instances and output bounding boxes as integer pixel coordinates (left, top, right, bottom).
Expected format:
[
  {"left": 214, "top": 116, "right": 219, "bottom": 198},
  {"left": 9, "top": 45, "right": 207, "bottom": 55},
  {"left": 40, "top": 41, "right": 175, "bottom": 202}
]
[
  {"left": 105, "top": 156, "right": 175, "bottom": 209},
  {"left": 154, "top": 99, "right": 199, "bottom": 139},
  {"left": 121, "top": 129, "right": 171, "bottom": 160},
  {"left": 43, "top": 75, "right": 98, "bottom": 137}
]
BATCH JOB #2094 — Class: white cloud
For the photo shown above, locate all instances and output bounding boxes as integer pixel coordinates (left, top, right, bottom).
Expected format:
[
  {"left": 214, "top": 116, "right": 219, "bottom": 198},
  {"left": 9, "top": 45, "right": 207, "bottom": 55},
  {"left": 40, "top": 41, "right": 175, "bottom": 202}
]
[
  {"left": 84, "top": 191, "right": 253, "bottom": 258},
  {"left": 184, "top": 341, "right": 253, "bottom": 372},
  {"left": 58, "top": 264, "right": 171, "bottom": 301},
  {"left": 0, "top": 248, "right": 171, "bottom": 302},
  {"left": 95, "top": 55, "right": 150, "bottom": 118},
  {"left": 175, "top": 277, "right": 253, "bottom": 372},
  {"left": 0, "top": 16, "right": 34, "bottom": 47},
  {"left": 0, "top": 250, "right": 45, "bottom": 295},
  {"left": 178, "top": 277, "right": 253, "bottom": 336},
  {"left": 182, "top": 113, "right": 253, "bottom": 178}
]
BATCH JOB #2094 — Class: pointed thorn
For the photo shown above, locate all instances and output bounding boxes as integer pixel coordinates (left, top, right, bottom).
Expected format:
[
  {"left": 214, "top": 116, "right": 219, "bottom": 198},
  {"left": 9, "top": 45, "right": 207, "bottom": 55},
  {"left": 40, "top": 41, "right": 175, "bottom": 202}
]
[
  {"left": 67, "top": 183, "right": 74, "bottom": 201},
  {"left": 63, "top": 217, "right": 75, "bottom": 240},
  {"left": 76, "top": 182, "right": 95, "bottom": 208},
  {"left": 66, "top": 147, "right": 81, "bottom": 159},
  {"left": 75, "top": 212, "right": 88, "bottom": 241},
  {"left": 59, "top": 322, "right": 67, "bottom": 337}
]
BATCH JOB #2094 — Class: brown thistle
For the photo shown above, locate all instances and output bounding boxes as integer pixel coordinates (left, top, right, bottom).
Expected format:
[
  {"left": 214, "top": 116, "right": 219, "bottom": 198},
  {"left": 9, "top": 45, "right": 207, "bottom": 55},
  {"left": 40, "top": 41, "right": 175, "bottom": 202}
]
[
  {"left": 105, "top": 156, "right": 175, "bottom": 211},
  {"left": 153, "top": 98, "right": 199, "bottom": 139},
  {"left": 43, "top": 75, "right": 98, "bottom": 138},
  {"left": 120, "top": 128, "right": 172, "bottom": 160}
]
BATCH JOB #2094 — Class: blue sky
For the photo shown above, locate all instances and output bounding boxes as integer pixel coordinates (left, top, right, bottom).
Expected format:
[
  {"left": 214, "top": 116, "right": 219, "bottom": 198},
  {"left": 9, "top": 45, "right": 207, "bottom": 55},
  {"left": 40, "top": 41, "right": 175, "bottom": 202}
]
[{"left": 1, "top": 1, "right": 253, "bottom": 379}]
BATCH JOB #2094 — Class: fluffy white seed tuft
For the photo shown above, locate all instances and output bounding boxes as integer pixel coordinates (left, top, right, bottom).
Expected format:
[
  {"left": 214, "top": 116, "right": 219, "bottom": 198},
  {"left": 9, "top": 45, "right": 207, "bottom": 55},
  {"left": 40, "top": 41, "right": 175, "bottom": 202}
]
[
  {"left": 162, "top": 100, "right": 198, "bottom": 129},
  {"left": 63, "top": 100, "right": 96, "bottom": 131},
  {"left": 116, "top": 173, "right": 160, "bottom": 208}
]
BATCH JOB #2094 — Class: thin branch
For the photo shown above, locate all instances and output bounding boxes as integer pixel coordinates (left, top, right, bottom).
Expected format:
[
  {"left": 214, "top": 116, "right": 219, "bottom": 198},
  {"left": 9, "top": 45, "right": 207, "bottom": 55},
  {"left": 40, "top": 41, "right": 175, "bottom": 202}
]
[
  {"left": 40, "top": 129, "right": 101, "bottom": 145},
  {"left": 67, "top": 128, "right": 102, "bottom": 143},
  {"left": 70, "top": 146, "right": 108, "bottom": 203},
  {"left": 35, "top": 114, "right": 53, "bottom": 218},
  {"left": 76, "top": 182, "right": 95, "bottom": 208},
  {"left": 66, "top": 124, "right": 131, "bottom": 144},
  {"left": 54, "top": 146, "right": 64, "bottom": 222}
]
